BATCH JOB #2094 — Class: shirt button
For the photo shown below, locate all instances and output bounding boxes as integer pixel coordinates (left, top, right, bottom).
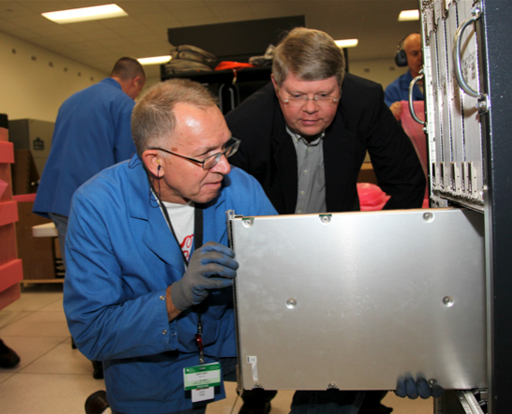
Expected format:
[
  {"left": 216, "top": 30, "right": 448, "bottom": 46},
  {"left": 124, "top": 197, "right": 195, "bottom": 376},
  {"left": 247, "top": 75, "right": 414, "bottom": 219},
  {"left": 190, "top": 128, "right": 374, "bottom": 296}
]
[
  {"left": 303, "top": 169, "right": 308, "bottom": 174},
  {"left": 159, "top": 296, "right": 165, "bottom": 301},
  {"left": 300, "top": 191, "right": 305, "bottom": 196},
  {"left": 171, "top": 332, "right": 176, "bottom": 337},
  {"left": 162, "top": 330, "right": 167, "bottom": 335}
]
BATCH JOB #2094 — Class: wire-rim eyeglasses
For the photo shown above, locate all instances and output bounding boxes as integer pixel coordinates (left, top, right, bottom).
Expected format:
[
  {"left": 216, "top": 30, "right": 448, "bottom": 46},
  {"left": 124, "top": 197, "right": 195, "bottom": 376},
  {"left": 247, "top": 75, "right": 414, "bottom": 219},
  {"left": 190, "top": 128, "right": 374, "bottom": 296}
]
[
  {"left": 148, "top": 137, "right": 240, "bottom": 170},
  {"left": 278, "top": 90, "right": 340, "bottom": 108}
]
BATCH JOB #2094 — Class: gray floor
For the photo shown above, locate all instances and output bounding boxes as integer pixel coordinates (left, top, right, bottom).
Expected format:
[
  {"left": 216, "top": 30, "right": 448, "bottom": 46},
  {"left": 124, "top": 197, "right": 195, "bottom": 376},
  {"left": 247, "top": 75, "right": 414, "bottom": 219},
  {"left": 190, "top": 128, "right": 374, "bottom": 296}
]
[{"left": 0, "top": 284, "right": 433, "bottom": 414}]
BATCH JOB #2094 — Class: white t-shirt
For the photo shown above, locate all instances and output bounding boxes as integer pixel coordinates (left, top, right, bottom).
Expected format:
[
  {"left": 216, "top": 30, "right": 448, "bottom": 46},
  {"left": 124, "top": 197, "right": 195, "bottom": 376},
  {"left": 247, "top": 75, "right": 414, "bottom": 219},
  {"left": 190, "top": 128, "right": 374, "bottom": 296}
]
[{"left": 162, "top": 200, "right": 195, "bottom": 261}]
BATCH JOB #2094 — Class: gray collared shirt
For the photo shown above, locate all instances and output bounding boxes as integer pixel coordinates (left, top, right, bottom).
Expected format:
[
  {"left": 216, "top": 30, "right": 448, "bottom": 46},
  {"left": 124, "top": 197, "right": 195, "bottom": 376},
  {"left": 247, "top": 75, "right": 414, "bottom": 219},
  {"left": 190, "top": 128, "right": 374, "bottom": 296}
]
[{"left": 287, "top": 127, "right": 326, "bottom": 214}]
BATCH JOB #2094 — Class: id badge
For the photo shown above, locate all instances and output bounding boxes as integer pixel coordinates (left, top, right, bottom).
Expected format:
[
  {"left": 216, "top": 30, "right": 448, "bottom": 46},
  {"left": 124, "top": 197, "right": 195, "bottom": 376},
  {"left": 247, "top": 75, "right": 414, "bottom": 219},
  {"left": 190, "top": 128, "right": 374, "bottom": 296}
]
[{"left": 183, "top": 362, "right": 221, "bottom": 403}]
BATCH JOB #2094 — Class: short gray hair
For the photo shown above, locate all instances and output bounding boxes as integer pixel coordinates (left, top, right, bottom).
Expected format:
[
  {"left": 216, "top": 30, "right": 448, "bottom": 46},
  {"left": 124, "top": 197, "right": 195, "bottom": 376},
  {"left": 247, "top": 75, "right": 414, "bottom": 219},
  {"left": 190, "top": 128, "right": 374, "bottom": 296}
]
[
  {"left": 131, "top": 79, "right": 218, "bottom": 157},
  {"left": 273, "top": 27, "right": 346, "bottom": 87}
]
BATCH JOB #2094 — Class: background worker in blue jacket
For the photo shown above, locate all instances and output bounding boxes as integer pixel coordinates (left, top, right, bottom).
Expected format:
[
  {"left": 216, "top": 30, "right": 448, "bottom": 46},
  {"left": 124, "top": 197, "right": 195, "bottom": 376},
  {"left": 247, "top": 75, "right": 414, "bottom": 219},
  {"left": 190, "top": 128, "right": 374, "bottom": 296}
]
[
  {"left": 33, "top": 57, "right": 146, "bottom": 271},
  {"left": 384, "top": 33, "right": 424, "bottom": 121},
  {"left": 33, "top": 56, "right": 145, "bottom": 380},
  {"left": 63, "top": 79, "right": 277, "bottom": 414}
]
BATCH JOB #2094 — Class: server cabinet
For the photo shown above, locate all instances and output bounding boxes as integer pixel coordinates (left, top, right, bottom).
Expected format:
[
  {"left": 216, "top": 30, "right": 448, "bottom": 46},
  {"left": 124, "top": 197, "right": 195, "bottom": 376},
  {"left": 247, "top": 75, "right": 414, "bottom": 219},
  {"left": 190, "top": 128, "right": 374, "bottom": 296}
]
[{"left": 419, "top": 1, "right": 511, "bottom": 412}]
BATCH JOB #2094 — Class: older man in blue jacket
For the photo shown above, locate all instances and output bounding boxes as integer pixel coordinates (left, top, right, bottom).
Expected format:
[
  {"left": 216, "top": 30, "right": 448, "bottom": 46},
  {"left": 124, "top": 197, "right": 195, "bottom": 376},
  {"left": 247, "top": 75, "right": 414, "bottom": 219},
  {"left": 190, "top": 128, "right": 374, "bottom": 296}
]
[{"left": 63, "top": 79, "right": 277, "bottom": 414}]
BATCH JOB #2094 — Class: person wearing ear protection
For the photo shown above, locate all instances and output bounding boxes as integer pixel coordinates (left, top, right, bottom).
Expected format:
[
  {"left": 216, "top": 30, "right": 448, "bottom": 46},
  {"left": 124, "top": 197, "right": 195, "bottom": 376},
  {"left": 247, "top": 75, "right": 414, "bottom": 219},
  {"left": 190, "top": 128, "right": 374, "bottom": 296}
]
[
  {"left": 384, "top": 33, "right": 424, "bottom": 121},
  {"left": 33, "top": 56, "right": 146, "bottom": 380},
  {"left": 63, "top": 79, "right": 277, "bottom": 414}
]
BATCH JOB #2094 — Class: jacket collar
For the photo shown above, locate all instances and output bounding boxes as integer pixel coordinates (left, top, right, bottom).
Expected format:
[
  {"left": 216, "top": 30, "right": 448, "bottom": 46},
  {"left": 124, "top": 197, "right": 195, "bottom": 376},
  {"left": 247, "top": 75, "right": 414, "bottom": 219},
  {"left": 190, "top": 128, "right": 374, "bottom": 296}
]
[{"left": 270, "top": 95, "right": 299, "bottom": 214}]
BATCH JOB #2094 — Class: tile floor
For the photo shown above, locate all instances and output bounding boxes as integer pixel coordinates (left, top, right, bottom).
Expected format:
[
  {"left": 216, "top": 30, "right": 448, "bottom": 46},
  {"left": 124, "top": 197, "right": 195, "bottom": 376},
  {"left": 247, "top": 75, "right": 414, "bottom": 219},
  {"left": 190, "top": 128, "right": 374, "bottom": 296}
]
[{"left": 0, "top": 284, "right": 433, "bottom": 414}]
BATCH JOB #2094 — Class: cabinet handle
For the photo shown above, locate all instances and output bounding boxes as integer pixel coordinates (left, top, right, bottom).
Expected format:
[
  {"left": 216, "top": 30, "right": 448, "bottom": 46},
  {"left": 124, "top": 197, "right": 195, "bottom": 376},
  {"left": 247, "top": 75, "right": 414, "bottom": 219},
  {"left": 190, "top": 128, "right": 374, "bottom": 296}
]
[
  {"left": 409, "top": 71, "right": 426, "bottom": 126},
  {"left": 452, "top": 7, "right": 482, "bottom": 98}
]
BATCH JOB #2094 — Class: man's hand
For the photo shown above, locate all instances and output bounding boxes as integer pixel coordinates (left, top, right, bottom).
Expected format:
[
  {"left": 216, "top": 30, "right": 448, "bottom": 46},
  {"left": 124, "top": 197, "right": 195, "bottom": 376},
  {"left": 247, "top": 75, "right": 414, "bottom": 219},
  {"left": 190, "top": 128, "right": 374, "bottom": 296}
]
[
  {"left": 170, "top": 241, "right": 239, "bottom": 311},
  {"left": 395, "top": 375, "right": 444, "bottom": 399},
  {"left": 389, "top": 101, "right": 402, "bottom": 121}
]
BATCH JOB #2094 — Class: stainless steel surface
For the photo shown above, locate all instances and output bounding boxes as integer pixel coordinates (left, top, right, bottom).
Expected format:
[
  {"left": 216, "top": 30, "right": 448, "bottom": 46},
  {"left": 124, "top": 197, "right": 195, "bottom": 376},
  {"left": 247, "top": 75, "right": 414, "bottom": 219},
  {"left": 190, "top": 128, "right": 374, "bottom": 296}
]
[
  {"left": 409, "top": 72, "right": 426, "bottom": 125},
  {"left": 456, "top": 390, "right": 486, "bottom": 414},
  {"left": 422, "top": 0, "right": 485, "bottom": 210},
  {"left": 230, "top": 208, "right": 487, "bottom": 391},
  {"left": 453, "top": 7, "right": 482, "bottom": 99}
]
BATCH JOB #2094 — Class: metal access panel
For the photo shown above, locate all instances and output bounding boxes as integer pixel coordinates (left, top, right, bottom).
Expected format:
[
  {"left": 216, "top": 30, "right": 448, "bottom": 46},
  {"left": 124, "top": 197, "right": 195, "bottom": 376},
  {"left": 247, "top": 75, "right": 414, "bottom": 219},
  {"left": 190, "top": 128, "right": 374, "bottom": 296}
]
[
  {"left": 228, "top": 208, "right": 487, "bottom": 391},
  {"left": 421, "top": 0, "right": 485, "bottom": 210}
]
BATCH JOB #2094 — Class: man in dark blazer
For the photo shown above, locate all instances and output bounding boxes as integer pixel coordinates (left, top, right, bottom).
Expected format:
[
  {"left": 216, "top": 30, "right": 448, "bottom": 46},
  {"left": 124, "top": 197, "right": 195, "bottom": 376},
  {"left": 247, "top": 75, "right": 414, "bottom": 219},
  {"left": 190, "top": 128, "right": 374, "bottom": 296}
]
[
  {"left": 226, "top": 28, "right": 428, "bottom": 414},
  {"left": 227, "top": 29, "right": 425, "bottom": 216}
]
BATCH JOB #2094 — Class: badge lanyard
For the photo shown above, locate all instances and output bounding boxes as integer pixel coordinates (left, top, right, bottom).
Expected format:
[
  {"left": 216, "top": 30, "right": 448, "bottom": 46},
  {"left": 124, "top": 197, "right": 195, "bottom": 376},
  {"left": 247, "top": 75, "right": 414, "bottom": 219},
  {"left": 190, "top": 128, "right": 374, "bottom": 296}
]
[{"left": 157, "top": 197, "right": 206, "bottom": 364}]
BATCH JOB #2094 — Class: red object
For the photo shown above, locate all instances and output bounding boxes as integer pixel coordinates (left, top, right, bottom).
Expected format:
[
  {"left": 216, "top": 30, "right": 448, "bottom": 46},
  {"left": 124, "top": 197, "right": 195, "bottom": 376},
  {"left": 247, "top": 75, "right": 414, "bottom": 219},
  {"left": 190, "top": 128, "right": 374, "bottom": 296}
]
[
  {"left": 13, "top": 193, "right": 37, "bottom": 202},
  {"left": 357, "top": 183, "right": 390, "bottom": 211},
  {"left": 195, "top": 333, "right": 204, "bottom": 353},
  {"left": 215, "top": 61, "right": 255, "bottom": 71},
  {"left": 0, "top": 259, "right": 23, "bottom": 292},
  {"left": 400, "top": 100, "right": 429, "bottom": 208},
  {"left": 0, "top": 200, "right": 18, "bottom": 227},
  {"left": 0, "top": 141, "right": 14, "bottom": 163}
]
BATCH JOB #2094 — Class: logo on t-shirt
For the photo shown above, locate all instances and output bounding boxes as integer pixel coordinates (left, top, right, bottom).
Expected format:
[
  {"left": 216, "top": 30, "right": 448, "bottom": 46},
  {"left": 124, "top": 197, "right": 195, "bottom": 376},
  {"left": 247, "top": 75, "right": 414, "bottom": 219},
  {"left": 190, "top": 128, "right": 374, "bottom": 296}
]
[{"left": 181, "top": 234, "right": 194, "bottom": 260}]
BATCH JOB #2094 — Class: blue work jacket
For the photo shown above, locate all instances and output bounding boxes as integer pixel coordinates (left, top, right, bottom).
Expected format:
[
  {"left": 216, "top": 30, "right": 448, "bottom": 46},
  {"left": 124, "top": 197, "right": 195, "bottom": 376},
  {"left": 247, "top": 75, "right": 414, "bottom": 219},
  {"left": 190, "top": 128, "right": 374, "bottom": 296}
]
[
  {"left": 34, "top": 77, "right": 136, "bottom": 218},
  {"left": 384, "top": 70, "right": 424, "bottom": 107},
  {"left": 63, "top": 156, "right": 277, "bottom": 413}
]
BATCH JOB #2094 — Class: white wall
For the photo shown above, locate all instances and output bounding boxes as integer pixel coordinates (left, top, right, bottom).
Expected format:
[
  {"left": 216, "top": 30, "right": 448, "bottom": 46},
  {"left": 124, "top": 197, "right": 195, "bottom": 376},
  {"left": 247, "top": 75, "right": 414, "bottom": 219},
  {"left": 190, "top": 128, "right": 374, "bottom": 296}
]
[
  {"left": 349, "top": 57, "right": 408, "bottom": 90},
  {"left": 0, "top": 31, "right": 108, "bottom": 123},
  {"left": 0, "top": 30, "right": 160, "bottom": 124}
]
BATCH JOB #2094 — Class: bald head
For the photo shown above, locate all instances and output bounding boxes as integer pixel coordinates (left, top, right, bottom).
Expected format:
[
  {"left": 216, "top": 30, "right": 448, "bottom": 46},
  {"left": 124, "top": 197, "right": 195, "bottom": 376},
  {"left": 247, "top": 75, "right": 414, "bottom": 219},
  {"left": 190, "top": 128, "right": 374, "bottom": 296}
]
[{"left": 403, "top": 33, "right": 422, "bottom": 77}]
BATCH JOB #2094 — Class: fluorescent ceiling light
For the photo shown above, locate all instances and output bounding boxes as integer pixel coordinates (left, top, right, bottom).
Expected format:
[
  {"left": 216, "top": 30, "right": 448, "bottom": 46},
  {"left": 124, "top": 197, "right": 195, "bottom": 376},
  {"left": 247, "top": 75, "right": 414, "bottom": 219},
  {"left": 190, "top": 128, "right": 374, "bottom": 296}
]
[
  {"left": 138, "top": 56, "right": 172, "bottom": 65},
  {"left": 42, "top": 4, "right": 128, "bottom": 24},
  {"left": 398, "top": 9, "right": 420, "bottom": 21},
  {"left": 335, "top": 39, "right": 359, "bottom": 48}
]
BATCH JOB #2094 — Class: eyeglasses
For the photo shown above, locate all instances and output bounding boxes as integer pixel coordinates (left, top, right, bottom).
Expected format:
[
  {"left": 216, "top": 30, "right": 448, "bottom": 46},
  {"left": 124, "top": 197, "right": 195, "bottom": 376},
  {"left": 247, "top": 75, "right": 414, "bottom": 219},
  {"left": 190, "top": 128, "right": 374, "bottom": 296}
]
[
  {"left": 278, "top": 90, "right": 340, "bottom": 108},
  {"left": 148, "top": 137, "right": 240, "bottom": 170}
]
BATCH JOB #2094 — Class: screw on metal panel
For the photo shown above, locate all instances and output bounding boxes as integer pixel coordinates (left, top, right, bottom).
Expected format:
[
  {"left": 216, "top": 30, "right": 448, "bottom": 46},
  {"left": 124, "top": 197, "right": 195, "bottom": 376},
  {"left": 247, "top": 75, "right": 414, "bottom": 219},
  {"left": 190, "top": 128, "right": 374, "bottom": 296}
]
[
  {"left": 242, "top": 218, "right": 254, "bottom": 228},
  {"left": 253, "top": 383, "right": 263, "bottom": 389},
  {"left": 327, "top": 383, "right": 338, "bottom": 389},
  {"left": 443, "top": 296, "right": 454, "bottom": 307},
  {"left": 475, "top": 101, "right": 487, "bottom": 111},
  {"left": 320, "top": 214, "right": 331, "bottom": 223},
  {"left": 286, "top": 298, "right": 297, "bottom": 309},
  {"left": 423, "top": 212, "right": 434, "bottom": 222}
]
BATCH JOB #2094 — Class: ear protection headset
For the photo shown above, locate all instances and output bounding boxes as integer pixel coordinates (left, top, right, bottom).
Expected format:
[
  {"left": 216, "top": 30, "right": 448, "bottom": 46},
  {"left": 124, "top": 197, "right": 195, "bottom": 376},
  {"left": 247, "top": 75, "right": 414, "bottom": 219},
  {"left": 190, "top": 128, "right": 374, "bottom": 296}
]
[
  {"left": 395, "top": 33, "right": 421, "bottom": 67},
  {"left": 395, "top": 36, "right": 409, "bottom": 67}
]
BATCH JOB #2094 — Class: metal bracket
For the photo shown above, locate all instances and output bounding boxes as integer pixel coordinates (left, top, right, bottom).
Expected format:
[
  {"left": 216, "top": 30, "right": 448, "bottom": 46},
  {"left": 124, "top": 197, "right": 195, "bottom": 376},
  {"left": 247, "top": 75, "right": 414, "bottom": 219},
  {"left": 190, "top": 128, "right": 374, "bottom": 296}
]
[{"left": 456, "top": 390, "right": 486, "bottom": 414}]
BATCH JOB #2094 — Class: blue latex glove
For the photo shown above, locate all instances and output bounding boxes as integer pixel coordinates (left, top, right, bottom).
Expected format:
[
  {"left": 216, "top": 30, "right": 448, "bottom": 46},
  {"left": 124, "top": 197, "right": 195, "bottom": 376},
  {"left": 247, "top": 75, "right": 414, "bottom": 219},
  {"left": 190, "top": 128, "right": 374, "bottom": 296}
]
[
  {"left": 171, "top": 241, "right": 239, "bottom": 311},
  {"left": 395, "top": 375, "right": 444, "bottom": 399}
]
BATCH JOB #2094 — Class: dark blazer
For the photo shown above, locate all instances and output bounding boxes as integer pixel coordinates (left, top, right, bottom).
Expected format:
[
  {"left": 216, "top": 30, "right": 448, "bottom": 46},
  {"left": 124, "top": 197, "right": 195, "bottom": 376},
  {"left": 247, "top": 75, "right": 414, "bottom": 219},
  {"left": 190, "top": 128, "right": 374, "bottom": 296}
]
[{"left": 226, "top": 73, "right": 426, "bottom": 214}]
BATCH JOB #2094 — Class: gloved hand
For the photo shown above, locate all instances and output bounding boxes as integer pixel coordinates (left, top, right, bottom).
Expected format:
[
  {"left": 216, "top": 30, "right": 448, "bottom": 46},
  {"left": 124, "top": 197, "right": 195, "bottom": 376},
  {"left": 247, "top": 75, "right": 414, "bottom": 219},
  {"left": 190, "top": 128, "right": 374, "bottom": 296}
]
[
  {"left": 171, "top": 241, "right": 239, "bottom": 311},
  {"left": 395, "top": 375, "right": 444, "bottom": 399}
]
